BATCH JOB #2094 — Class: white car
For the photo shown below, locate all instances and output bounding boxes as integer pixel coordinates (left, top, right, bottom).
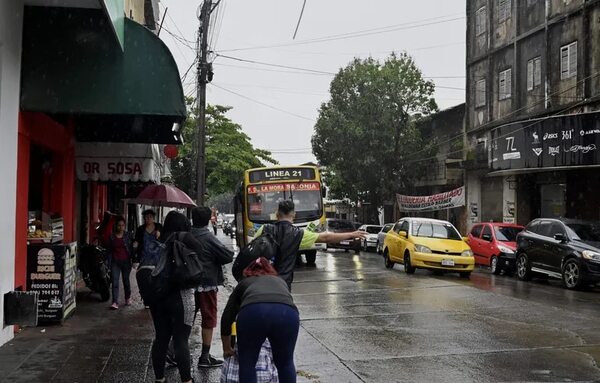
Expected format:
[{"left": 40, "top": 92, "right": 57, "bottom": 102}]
[
  {"left": 359, "top": 224, "right": 383, "bottom": 252},
  {"left": 376, "top": 223, "right": 394, "bottom": 254}
]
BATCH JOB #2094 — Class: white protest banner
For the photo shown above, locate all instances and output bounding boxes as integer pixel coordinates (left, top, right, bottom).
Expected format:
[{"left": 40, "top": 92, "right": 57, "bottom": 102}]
[{"left": 396, "top": 186, "right": 465, "bottom": 212}]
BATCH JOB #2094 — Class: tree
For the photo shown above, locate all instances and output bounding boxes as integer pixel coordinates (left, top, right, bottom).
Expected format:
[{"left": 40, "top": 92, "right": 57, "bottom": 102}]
[
  {"left": 312, "top": 53, "right": 438, "bottom": 220},
  {"left": 171, "top": 101, "right": 277, "bottom": 200}
]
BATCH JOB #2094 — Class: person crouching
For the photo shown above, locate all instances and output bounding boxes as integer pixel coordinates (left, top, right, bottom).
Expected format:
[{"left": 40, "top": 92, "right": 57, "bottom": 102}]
[{"left": 221, "top": 257, "right": 299, "bottom": 383}]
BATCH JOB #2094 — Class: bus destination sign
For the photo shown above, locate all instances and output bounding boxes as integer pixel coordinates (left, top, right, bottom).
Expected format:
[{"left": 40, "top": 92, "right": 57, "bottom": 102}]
[{"left": 249, "top": 167, "right": 315, "bottom": 183}]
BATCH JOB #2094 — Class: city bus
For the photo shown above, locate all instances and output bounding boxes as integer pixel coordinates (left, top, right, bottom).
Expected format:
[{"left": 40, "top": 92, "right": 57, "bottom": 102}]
[{"left": 234, "top": 165, "right": 326, "bottom": 265}]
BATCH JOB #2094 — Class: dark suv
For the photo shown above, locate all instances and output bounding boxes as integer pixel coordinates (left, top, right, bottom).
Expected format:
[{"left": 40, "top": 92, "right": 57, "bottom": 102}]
[
  {"left": 325, "top": 219, "right": 360, "bottom": 253},
  {"left": 516, "top": 218, "right": 600, "bottom": 289}
]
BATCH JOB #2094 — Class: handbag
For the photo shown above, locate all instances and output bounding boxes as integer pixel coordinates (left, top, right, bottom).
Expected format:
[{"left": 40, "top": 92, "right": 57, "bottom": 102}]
[{"left": 220, "top": 340, "right": 279, "bottom": 383}]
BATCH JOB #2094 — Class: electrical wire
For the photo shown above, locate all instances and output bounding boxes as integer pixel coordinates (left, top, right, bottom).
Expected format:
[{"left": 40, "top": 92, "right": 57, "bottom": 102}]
[
  {"left": 210, "top": 83, "right": 317, "bottom": 122},
  {"left": 293, "top": 0, "right": 307, "bottom": 40},
  {"left": 218, "top": 14, "right": 464, "bottom": 53}
]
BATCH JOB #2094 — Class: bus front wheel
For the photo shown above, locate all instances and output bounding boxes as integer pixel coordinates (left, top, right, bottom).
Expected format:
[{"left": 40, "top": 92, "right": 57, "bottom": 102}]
[{"left": 305, "top": 250, "right": 317, "bottom": 266}]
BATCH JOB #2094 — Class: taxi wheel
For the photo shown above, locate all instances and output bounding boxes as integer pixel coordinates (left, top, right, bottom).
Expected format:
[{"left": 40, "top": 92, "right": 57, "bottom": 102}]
[
  {"left": 403, "top": 252, "right": 416, "bottom": 274},
  {"left": 384, "top": 250, "right": 394, "bottom": 269}
]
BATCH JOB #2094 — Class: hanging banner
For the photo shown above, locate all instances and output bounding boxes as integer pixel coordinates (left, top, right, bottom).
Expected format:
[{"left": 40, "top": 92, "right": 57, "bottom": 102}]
[{"left": 396, "top": 186, "right": 465, "bottom": 212}]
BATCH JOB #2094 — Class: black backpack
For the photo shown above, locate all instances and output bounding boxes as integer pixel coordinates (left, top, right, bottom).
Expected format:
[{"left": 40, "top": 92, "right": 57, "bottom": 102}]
[
  {"left": 232, "top": 225, "right": 279, "bottom": 282},
  {"left": 149, "top": 233, "right": 204, "bottom": 302}
]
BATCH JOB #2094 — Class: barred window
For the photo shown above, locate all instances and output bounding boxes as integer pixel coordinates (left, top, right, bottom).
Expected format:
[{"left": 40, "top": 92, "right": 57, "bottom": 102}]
[
  {"left": 527, "top": 57, "right": 542, "bottom": 91},
  {"left": 498, "top": 68, "right": 512, "bottom": 100},
  {"left": 560, "top": 41, "right": 577, "bottom": 80},
  {"left": 475, "top": 7, "right": 487, "bottom": 36},
  {"left": 475, "top": 79, "right": 486, "bottom": 107},
  {"left": 497, "top": 0, "right": 512, "bottom": 23}
]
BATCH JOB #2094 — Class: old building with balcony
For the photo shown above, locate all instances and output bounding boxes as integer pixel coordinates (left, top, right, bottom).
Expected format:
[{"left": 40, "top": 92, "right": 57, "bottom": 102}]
[{"left": 465, "top": 0, "right": 600, "bottom": 228}]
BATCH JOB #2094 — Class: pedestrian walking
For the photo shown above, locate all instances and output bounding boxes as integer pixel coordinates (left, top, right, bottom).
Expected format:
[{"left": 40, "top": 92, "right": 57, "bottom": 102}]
[
  {"left": 191, "top": 206, "right": 234, "bottom": 368},
  {"left": 251, "top": 200, "right": 366, "bottom": 289},
  {"left": 104, "top": 216, "right": 134, "bottom": 310},
  {"left": 133, "top": 209, "right": 163, "bottom": 264},
  {"left": 221, "top": 257, "right": 299, "bottom": 383},
  {"left": 149, "top": 211, "right": 203, "bottom": 383}
]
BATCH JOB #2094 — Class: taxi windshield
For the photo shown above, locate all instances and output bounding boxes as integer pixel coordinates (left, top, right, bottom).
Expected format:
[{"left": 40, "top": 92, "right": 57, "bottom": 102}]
[{"left": 411, "top": 221, "right": 462, "bottom": 240}]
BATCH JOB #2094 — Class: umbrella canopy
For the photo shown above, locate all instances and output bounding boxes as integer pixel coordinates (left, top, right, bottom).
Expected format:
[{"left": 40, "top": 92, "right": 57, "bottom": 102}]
[{"left": 129, "top": 184, "right": 196, "bottom": 208}]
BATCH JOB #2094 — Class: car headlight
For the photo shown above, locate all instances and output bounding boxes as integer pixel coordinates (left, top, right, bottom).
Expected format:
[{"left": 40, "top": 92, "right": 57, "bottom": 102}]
[
  {"left": 497, "top": 245, "right": 515, "bottom": 254},
  {"left": 415, "top": 244, "right": 432, "bottom": 253},
  {"left": 461, "top": 249, "right": 474, "bottom": 257},
  {"left": 582, "top": 250, "right": 600, "bottom": 261}
]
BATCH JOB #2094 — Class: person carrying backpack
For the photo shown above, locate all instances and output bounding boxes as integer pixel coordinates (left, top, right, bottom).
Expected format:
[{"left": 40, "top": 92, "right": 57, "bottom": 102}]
[
  {"left": 149, "top": 211, "right": 203, "bottom": 383},
  {"left": 239, "top": 200, "right": 366, "bottom": 289}
]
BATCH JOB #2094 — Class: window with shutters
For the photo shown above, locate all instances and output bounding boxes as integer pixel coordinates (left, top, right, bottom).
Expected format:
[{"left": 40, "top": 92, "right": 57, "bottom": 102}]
[
  {"left": 475, "top": 79, "right": 486, "bottom": 107},
  {"left": 527, "top": 57, "right": 542, "bottom": 91},
  {"left": 497, "top": 0, "right": 511, "bottom": 23},
  {"left": 560, "top": 41, "right": 577, "bottom": 80},
  {"left": 498, "top": 68, "right": 512, "bottom": 100},
  {"left": 475, "top": 7, "right": 487, "bottom": 36}
]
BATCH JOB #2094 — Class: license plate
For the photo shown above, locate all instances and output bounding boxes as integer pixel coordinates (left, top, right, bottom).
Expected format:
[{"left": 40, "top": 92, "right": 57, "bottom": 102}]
[
  {"left": 340, "top": 241, "right": 350, "bottom": 245},
  {"left": 441, "top": 259, "right": 455, "bottom": 266}
]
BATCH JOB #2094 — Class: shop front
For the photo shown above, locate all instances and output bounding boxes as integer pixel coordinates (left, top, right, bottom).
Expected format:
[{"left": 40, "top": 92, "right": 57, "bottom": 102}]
[
  {"left": 9, "top": 5, "right": 185, "bottom": 329},
  {"left": 487, "top": 111, "right": 600, "bottom": 225}
]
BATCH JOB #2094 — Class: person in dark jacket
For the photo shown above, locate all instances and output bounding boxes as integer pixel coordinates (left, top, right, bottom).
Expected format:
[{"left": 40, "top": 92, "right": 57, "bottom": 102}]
[
  {"left": 221, "top": 257, "right": 299, "bottom": 383},
  {"left": 254, "top": 200, "right": 366, "bottom": 289},
  {"left": 191, "top": 206, "right": 234, "bottom": 368},
  {"left": 150, "top": 211, "right": 203, "bottom": 383},
  {"left": 133, "top": 209, "right": 163, "bottom": 264},
  {"left": 104, "top": 216, "right": 134, "bottom": 310}
]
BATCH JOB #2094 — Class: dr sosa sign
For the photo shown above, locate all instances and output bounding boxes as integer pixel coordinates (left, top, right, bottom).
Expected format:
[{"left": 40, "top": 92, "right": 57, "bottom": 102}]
[
  {"left": 76, "top": 157, "right": 156, "bottom": 182},
  {"left": 490, "top": 112, "right": 600, "bottom": 171}
]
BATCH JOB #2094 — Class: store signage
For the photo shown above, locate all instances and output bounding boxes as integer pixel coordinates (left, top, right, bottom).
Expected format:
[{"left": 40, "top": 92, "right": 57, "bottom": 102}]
[
  {"left": 490, "top": 112, "right": 600, "bottom": 171},
  {"left": 27, "top": 243, "right": 77, "bottom": 322},
  {"left": 76, "top": 157, "right": 157, "bottom": 182},
  {"left": 247, "top": 182, "right": 320, "bottom": 194},
  {"left": 249, "top": 167, "right": 316, "bottom": 183},
  {"left": 396, "top": 186, "right": 465, "bottom": 212}
]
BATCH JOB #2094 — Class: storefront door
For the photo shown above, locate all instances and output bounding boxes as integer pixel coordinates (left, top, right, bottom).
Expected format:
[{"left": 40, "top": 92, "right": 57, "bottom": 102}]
[{"left": 539, "top": 183, "right": 566, "bottom": 218}]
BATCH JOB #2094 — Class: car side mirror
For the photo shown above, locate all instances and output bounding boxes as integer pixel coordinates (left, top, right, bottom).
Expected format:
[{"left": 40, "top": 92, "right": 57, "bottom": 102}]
[
  {"left": 554, "top": 233, "right": 567, "bottom": 242},
  {"left": 399, "top": 230, "right": 408, "bottom": 238},
  {"left": 321, "top": 186, "right": 327, "bottom": 198},
  {"left": 482, "top": 234, "right": 492, "bottom": 242},
  {"left": 462, "top": 236, "right": 469, "bottom": 243}
]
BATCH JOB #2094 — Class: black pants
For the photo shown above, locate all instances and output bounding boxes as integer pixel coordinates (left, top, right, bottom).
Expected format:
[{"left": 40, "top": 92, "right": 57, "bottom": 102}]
[{"left": 150, "top": 290, "right": 193, "bottom": 381}]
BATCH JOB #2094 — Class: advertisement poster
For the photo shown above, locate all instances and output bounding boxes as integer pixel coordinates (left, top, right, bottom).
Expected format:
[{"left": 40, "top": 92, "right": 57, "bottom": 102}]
[
  {"left": 27, "top": 243, "right": 77, "bottom": 322},
  {"left": 396, "top": 186, "right": 465, "bottom": 212}
]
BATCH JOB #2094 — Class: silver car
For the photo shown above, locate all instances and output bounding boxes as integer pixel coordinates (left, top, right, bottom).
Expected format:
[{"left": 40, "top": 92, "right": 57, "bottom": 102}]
[
  {"left": 359, "top": 225, "right": 383, "bottom": 252},
  {"left": 376, "top": 223, "right": 394, "bottom": 254}
]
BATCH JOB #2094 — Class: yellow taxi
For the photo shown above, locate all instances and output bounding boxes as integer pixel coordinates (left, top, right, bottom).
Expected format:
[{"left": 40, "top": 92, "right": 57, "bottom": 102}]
[{"left": 383, "top": 217, "right": 475, "bottom": 278}]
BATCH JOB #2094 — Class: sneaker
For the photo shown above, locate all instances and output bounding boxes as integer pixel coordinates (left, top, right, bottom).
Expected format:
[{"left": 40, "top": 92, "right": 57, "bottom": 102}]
[
  {"left": 198, "top": 355, "right": 224, "bottom": 368},
  {"left": 165, "top": 352, "right": 177, "bottom": 368},
  {"left": 110, "top": 303, "right": 119, "bottom": 310},
  {"left": 125, "top": 298, "right": 132, "bottom": 306}
]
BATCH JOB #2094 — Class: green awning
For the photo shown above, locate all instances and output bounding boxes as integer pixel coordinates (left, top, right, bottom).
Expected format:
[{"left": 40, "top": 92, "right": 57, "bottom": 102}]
[{"left": 20, "top": 6, "right": 186, "bottom": 144}]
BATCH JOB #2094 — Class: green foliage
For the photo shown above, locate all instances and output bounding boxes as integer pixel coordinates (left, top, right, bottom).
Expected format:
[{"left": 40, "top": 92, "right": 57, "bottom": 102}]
[
  {"left": 171, "top": 101, "right": 277, "bottom": 199},
  {"left": 312, "top": 52, "right": 438, "bottom": 209}
]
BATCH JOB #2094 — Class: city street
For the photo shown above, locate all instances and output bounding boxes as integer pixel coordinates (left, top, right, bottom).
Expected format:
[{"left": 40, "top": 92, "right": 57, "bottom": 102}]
[
  {"left": 3, "top": 232, "right": 600, "bottom": 382},
  {"left": 292, "top": 246, "right": 600, "bottom": 382}
]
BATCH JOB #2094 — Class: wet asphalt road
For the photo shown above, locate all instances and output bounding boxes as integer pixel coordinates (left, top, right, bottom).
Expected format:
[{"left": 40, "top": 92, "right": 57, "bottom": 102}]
[{"left": 290, "top": 246, "right": 600, "bottom": 383}]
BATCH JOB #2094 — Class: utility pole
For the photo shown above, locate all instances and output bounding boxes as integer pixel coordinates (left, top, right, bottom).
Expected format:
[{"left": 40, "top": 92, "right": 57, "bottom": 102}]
[{"left": 195, "top": 0, "right": 212, "bottom": 206}]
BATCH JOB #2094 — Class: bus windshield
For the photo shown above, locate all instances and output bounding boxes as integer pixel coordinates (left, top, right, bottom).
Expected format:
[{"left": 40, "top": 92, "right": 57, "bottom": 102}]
[{"left": 247, "top": 182, "right": 322, "bottom": 223}]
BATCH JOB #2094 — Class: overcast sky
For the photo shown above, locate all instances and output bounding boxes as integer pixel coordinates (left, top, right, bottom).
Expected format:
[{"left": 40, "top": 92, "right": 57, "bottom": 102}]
[{"left": 158, "top": 0, "right": 466, "bottom": 165}]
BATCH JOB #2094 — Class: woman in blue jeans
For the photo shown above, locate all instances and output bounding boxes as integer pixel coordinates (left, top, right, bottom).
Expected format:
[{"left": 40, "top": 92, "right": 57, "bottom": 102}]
[
  {"left": 104, "top": 216, "right": 133, "bottom": 309},
  {"left": 221, "top": 257, "right": 300, "bottom": 383}
]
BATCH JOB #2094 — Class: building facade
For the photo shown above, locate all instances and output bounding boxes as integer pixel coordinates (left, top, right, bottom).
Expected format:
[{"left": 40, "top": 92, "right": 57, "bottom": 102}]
[{"left": 465, "top": 0, "right": 600, "bottom": 229}]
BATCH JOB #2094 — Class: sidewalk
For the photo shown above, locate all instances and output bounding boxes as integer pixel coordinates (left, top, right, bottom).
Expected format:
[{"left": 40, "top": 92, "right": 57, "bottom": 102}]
[
  {"left": 0, "top": 272, "right": 228, "bottom": 383},
  {"left": 0, "top": 231, "right": 334, "bottom": 383}
]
